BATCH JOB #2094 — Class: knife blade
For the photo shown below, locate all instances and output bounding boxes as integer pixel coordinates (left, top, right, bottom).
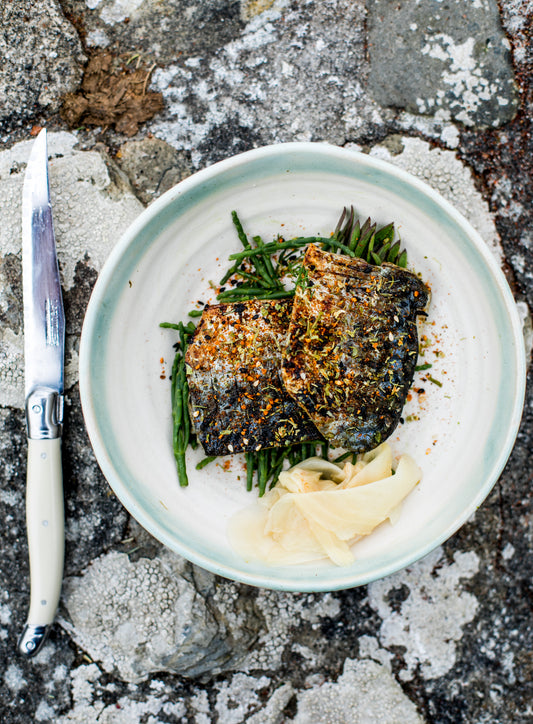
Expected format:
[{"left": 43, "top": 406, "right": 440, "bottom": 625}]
[{"left": 18, "top": 129, "right": 65, "bottom": 657}]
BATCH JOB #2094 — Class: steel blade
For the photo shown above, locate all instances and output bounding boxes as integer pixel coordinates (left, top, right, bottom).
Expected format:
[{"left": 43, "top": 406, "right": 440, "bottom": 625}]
[{"left": 22, "top": 129, "right": 65, "bottom": 398}]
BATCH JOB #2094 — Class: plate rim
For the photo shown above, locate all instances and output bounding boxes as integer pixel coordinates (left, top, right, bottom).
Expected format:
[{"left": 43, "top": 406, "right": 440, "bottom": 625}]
[{"left": 79, "top": 141, "right": 526, "bottom": 591}]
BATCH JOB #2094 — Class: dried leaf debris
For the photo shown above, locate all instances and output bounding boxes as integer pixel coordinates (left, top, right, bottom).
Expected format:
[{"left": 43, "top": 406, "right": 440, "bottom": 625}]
[{"left": 60, "top": 51, "right": 164, "bottom": 136}]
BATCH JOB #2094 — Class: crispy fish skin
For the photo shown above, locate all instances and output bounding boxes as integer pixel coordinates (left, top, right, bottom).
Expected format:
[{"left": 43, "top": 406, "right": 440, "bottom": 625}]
[
  {"left": 281, "top": 245, "right": 429, "bottom": 452},
  {"left": 185, "top": 299, "right": 321, "bottom": 456}
]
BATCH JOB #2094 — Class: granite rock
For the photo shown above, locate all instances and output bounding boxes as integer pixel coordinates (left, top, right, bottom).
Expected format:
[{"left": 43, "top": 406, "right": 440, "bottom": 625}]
[
  {"left": 364, "top": 135, "right": 504, "bottom": 263},
  {"left": 241, "top": 0, "right": 277, "bottom": 22},
  {"left": 368, "top": 547, "right": 480, "bottom": 681},
  {"left": 0, "top": 131, "right": 142, "bottom": 409},
  {"left": 60, "top": 0, "right": 243, "bottom": 64},
  {"left": 116, "top": 136, "right": 193, "bottom": 204},
  {"left": 0, "top": 1, "right": 532, "bottom": 722},
  {"left": 293, "top": 658, "right": 424, "bottom": 724},
  {"left": 367, "top": 0, "right": 519, "bottom": 128},
  {"left": 60, "top": 549, "right": 256, "bottom": 681},
  {"left": 0, "top": 1, "right": 86, "bottom": 136},
  {"left": 148, "top": 0, "right": 391, "bottom": 164}
]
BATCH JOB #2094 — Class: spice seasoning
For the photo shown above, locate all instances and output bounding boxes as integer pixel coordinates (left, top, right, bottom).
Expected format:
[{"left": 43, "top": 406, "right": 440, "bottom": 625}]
[
  {"left": 185, "top": 298, "right": 321, "bottom": 456},
  {"left": 281, "top": 245, "right": 429, "bottom": 452}
]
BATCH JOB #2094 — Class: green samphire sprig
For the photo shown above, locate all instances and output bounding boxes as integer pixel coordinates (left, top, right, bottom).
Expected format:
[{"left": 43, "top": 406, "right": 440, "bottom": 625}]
[{"left": 162, "top": 206, "right": 407, "bottom": 492}]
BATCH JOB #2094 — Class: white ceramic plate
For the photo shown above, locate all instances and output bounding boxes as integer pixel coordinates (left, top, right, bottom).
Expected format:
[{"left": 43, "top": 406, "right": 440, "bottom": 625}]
[{"left": 79, "top": 142, "right": 526, "bottom": 591}]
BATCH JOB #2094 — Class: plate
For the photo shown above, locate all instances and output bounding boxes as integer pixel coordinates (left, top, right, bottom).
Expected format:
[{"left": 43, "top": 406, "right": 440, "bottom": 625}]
[{"left": 79, "top": 142, "right": 526, "bottom": 591}]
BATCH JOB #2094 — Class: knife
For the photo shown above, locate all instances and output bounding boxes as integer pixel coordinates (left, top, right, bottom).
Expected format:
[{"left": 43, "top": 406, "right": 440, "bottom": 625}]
[{"left": 18, "top": 129, "right": 65, "bottom": 657}]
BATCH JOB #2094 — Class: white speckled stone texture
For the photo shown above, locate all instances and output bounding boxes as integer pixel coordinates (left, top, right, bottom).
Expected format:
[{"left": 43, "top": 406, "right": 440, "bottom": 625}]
[{"left": 0, "top": 1, "right": 532, "bottom": 722}]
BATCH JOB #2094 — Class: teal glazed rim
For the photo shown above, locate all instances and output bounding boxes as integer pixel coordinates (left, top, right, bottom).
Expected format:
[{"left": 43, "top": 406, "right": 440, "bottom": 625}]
[{"left": 79, "top": 142, "right": 526, "bottom": 591}]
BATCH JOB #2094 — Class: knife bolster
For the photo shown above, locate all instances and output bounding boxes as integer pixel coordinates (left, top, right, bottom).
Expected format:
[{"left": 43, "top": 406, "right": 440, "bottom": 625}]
[{"left": 26, "top": 387, "right": 64, "bottom": 439}]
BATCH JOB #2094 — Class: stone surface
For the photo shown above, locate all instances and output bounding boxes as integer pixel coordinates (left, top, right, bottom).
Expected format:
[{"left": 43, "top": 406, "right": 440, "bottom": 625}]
[
  {"left": 116, "top": 136, "right": 193, "bottom": 204},
  {"left": 61, "top": 0, "right": 243, "bottom": 64},
  {"left": 0, "top": 1, "right": 86, "bottom": 136},
  {"left": 367, "top": 0, "right": 519, "bottom": 128},
  {"left": 363, "top": 135, "right": 504, "bottom": 263},
  {"left": 367, "top": 548, "right": 480, "bottom": 681},
  {"left": 148, "top": 0, "right": 389, "bottom": 164},
  {"left": 241, "top": 0, "right": 277, "bottom": 22},
  {"left": 0, "top": 1, "right": 532, "bottom": 722},
  {"left": 293, "top": 658, "right": 424, "bottom": 724},
  {"left": 61, "top": 550, "right": 244, "bottom": 681},
  {"left": 0, "top": 131, "right": 142, "bottom": 409}
]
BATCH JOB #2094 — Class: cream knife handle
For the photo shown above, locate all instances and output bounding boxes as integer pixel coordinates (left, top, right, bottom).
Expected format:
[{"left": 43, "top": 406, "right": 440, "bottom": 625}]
[{"left": 18, "top": 437, "right": 64, "bottom": 657}]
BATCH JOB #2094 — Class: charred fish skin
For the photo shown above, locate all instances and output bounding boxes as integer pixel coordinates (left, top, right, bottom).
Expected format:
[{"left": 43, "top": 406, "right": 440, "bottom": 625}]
[
  {"left": 185, "top": 299, "right": 321, "bottom": 457},
  {"left": 281, "top": 245, "right": 429, "bottom": 453}
]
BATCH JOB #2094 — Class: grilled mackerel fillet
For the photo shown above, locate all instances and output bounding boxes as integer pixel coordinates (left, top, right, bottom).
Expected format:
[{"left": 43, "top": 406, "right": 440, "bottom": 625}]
[
  {"left": 281, "top": 245, "right": 429, "bottom": 452},
  {"left": 185, "top": 299, "right": 321, "bottom": 456}
]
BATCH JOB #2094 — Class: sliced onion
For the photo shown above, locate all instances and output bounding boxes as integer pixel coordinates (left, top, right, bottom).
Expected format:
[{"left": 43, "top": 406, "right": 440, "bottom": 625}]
[{"left": 227, "top": 443, "right": 421, "bottom": 567}]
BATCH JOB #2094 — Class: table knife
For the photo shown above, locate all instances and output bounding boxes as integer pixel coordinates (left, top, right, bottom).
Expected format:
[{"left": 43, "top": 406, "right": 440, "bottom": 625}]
[{"left": 18, "top": 129, "right": 65, "bottom": 657}]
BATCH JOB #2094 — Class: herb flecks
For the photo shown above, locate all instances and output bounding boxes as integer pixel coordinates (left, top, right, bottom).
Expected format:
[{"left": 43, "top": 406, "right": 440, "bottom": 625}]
[
  {"left": 280, "top": 244, "right": 429, "bottom": 453},
  {"left": 161, "top": 206, "right": 419, "bottom": 494}
]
